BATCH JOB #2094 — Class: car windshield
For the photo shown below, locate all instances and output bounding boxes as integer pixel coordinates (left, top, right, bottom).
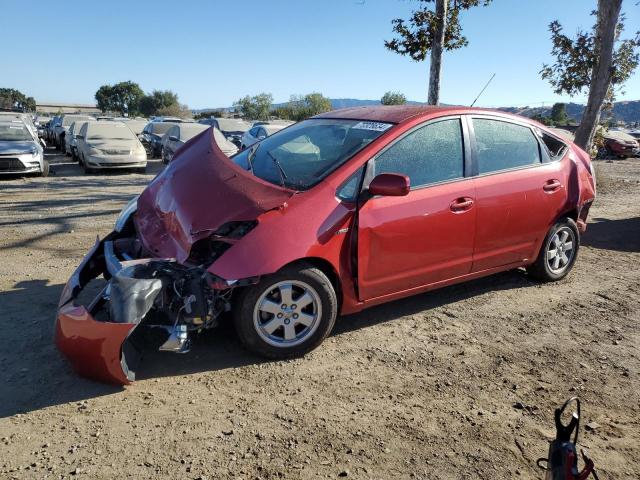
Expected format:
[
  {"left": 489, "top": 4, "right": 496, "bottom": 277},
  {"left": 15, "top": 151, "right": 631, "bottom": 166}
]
[
  {"left": 180, "top": 124, "right": 209, "bottom": 141},
  {"left": 233, "top": 118, "right": 393, "bottom": 190},
  {"left": 87, "top": 123, "right": 137, "bottom": 140},
  {"left": 0, "top": 123, "right": 33, "bottom": 141},
  {"left": 152, "top": 123, "right": 176, "bottom": 134},
  {"left": 62, "top": 115, "right": 93, "bottom": 127},
  {"left": 216, "top": 118, "right": 250, "bottom": 132}
]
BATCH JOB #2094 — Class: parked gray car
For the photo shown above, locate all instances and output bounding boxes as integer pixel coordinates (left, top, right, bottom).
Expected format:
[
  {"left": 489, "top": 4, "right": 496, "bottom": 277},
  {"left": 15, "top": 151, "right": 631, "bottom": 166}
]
[
  {"left": 65, "top": 120, "right": 95, "bottom": 160},
  {"left": 0, "top": 120, "right": 48, "bottom": 176}
]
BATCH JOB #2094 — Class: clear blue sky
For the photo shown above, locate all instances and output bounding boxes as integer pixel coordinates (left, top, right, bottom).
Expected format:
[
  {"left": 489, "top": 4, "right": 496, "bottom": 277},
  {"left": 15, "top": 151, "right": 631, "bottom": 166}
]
[{"left": 3, "top": 0, "right": 639, "bottom": 109}]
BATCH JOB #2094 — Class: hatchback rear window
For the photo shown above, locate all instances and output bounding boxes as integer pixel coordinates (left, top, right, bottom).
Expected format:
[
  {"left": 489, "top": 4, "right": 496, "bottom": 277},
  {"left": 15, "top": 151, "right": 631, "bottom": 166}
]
[{"left": 473, "top": 119, "right": 541, "bottom": 174}]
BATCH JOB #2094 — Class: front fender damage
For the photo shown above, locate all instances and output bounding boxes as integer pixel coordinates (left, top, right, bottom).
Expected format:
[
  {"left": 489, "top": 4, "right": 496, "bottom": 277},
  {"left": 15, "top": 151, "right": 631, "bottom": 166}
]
[{"left": 55, "top": 236, "right": 252, "bottom": 385}]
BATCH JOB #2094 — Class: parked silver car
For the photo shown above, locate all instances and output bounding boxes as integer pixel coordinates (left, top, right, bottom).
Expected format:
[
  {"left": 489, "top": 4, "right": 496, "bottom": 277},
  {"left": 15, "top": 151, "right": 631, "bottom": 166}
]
[
  {"left": 65, "top": 120, "right": 95, "bottom": 159},
  {"left": 53, "top": 114, "right": 94, "bottom": 151},
  {"left": 76, "top": 121, "right": 147, "bottom": 173},
  {"left": 161, "top": 123, "right": 238, "bottom": 163},
  {"left": 0, "top": 120, "right": 48, "bottom": 176},
  {"left": 241, "top": 122, "right": 293, "bottom": 149}
]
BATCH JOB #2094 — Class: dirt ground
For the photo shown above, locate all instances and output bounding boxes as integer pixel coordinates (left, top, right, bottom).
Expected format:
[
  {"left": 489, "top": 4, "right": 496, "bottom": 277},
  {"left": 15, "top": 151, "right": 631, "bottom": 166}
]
[{"left": 0, "top": 149, "right": 638, "bottom": 479}]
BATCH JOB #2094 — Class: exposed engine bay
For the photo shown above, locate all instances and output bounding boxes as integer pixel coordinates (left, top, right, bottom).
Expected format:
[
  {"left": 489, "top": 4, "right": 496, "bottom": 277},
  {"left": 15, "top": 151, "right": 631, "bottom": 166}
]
[{"left": 55, "top": 210, "right": 260, "bottom": 384}]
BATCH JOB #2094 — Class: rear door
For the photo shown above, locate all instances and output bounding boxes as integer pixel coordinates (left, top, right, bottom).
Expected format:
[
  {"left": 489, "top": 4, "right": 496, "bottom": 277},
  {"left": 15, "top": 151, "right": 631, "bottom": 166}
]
[
  {"left": 469, "top": 116, "right": 569, "bottom": 271},
  {"left": 357, "top": 117, "right": 476, "bottom": 301}
]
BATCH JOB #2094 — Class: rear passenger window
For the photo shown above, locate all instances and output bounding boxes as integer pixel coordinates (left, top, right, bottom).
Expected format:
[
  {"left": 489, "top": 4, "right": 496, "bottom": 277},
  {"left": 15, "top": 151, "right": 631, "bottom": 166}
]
[
  {"left": 374, "top": 119, "right": 464, "bottom": 188},
  {"left": 473, "top": 119, "right": 541, "bottom": 174}
]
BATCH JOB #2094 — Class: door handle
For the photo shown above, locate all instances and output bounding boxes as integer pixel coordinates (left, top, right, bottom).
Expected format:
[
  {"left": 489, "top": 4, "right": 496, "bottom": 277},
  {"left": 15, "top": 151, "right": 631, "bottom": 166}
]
[
  {"left": 543, "top": 179, "right": 563, "bottom": 192},
  {"left": 450, "top": 197, "right": 474, "bottom": 212}
]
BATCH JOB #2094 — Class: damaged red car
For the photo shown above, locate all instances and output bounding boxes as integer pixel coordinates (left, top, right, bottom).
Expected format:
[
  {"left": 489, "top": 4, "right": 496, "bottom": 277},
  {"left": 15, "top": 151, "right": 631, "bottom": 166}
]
[{"left": 55, "top": 106, "right": 596, "bottom": 384}]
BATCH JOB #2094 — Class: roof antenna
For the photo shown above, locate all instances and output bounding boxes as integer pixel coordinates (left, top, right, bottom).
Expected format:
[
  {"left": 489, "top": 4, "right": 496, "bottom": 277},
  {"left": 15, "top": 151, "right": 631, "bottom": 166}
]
[{"left": 470, "top": 73, "right": 496, "bottom": 107}]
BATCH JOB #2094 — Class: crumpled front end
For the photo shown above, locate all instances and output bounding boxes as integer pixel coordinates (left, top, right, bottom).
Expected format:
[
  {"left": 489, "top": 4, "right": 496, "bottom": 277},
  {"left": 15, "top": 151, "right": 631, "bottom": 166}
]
[
  {"left": 55, "top": 229, "right": 236, "bottom": 385},
  {"left": 56, "top": 239, "right": 139, "bottom": 384}
]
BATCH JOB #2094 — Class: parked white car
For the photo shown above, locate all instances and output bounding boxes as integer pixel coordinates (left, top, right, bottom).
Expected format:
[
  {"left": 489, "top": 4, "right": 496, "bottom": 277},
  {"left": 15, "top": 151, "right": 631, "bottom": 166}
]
[
  {"left": 76, "top": 121, "right": 147, "bottom": 174},
  {"left": 241, "top": 122, "right": 292, "bottom": 149},
  {"left": 161, "top": 124, "right": 238, "bottom": 163}
]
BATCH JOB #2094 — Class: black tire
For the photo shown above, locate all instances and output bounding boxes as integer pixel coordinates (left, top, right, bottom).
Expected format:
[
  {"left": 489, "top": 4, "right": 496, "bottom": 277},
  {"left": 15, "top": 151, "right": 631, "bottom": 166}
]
[
  {"left": 233, "top": 263, "right": 338, "bottom": 359},
  {"left": 40, "top": 159, "right": 50, "bottom": 177},
  {"left": 83, "top": 161, "right": 94, "bottom": 174},
  {"left": 527, "top": 217, "right": 580, "bottom": 282}
]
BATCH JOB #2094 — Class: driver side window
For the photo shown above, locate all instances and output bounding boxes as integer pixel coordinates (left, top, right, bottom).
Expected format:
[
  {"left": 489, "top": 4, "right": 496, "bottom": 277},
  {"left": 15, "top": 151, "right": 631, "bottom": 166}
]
[{"left": 374, "top": 118, "right": 464, "bottom": 189}]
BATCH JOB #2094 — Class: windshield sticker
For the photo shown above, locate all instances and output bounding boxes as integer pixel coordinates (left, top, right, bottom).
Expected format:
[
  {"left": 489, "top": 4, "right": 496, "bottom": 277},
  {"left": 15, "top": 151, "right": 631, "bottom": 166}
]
[{"left": 352, "top": 121, "right": 393, "bottom": 132}]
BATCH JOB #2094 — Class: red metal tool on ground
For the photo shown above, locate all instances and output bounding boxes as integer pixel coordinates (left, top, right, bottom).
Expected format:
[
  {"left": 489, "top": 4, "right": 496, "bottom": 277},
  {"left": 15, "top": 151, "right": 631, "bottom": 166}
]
[{"left": 538, "top": 397, "right": 600, "bottom": 480}]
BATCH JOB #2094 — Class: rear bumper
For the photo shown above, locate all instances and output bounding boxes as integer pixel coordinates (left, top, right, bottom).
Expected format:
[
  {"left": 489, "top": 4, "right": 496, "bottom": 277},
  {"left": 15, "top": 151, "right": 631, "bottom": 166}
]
[{"left": 55, "top": 238, "right": 138, "bottom": 385}]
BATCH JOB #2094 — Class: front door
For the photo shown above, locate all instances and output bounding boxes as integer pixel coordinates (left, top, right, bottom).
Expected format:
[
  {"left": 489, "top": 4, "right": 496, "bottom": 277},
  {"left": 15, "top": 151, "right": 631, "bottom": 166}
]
[{"left": 357, "top": 117, "right": 476, "bottom": 301}]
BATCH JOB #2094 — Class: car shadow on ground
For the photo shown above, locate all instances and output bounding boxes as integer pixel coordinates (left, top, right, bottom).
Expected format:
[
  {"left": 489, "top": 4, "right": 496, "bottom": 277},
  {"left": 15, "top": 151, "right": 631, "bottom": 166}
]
[
  {"left": 137, "top": 269, "right": 537, "bottom": 380},
  {"left": 582, "top": 216, "right": 640, "bottom": 253},
  {"left": 0, "top": 269, "right": 536, "bottom": 418}
]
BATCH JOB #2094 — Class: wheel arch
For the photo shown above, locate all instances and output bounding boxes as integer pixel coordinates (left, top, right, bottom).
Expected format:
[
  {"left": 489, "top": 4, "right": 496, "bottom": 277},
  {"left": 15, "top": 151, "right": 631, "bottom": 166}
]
[{"left": 278, "top": 257, "right": 343, "bottom": 311}]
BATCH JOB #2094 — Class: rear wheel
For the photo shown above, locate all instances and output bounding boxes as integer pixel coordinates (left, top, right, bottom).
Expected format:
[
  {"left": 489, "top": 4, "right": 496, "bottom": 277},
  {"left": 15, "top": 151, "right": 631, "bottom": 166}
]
[
  {"left": 233, "top": 264, "right": 338, "bottom": 359},
  {"left": 527, "top": 218, "right": 579, "bottom": 282}
]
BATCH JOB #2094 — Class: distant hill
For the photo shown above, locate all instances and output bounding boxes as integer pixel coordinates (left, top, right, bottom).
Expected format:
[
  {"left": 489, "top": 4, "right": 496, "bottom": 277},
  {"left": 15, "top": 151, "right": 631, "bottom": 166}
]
[
  {"left": 195, "top": 98, "right": 640, "bottom": 123},
  {"left": 495, "top": 101, "right": 640, "bottom": 124}
]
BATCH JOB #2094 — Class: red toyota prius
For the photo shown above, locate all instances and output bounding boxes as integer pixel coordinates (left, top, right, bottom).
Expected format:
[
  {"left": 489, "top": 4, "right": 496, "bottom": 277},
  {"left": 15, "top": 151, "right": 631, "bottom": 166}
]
[{"left": 55, "top": 106, "right": 596, "bottom": 384}]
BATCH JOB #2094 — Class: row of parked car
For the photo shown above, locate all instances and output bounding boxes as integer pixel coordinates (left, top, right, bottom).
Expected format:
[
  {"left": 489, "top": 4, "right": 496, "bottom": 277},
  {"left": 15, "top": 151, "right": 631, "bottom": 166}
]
[{"left": 30, "top": 113, "right": 295, "bottom": 174}]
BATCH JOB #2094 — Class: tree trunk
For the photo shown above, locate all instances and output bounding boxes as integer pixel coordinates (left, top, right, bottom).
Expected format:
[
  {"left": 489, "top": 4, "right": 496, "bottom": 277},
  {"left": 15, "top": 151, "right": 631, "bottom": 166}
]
[
  {"left": 574, "top": 0, "right": 622, "bottom": 151},
  {"left": 428, "top": 0, "right": 448, "bottom": 105}
]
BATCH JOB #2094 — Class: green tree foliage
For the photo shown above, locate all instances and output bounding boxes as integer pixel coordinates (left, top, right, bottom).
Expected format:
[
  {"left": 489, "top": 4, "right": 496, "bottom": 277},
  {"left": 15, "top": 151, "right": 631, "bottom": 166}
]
[
  {"left": 540, "top": 2, "right": 639, "bottom": 149},
  {"left": 381, "top": 91, "right": 407, "bottom": 105},
  {"left": 94, "top": 81, "right": 145, "bottom": 115},
  {"left": 273, "top": 93, "right": 332, "bottom": 121},
  {"left": 540, "top": 14, "right": 639, "bottom": 99},
  {"left": 385, "top": 0, "right": 492, "bottom": 104},
  {"left": 531, "top": 114, "right": 553, "bottom": 126},
  {"left": 0, "top": 88, "right": 36, "bottom": 112},
  {"left": 550, "top": 102, "right": 569, "bottom": 124},
  {"left": 138, "top": 90, "right": 180, "bottom": 117},
  {"left": 193, "top": 110, "right": 225, "bottom": 120},
  {"left": 234, "top": 93, "right": 273, "bottom": 121},
  {"left": 157, "top": 103, "right": 192, "bottom": 119}
]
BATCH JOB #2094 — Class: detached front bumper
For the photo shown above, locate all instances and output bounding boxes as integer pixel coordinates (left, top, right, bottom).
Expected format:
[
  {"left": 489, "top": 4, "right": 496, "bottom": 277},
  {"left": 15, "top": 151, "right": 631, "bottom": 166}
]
[{"left": 55, "top": 238, "right": 139, "bottom": 384}]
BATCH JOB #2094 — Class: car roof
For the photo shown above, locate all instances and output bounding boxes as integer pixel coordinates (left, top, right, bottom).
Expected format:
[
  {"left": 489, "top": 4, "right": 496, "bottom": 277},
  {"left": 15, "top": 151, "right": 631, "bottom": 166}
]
[{"left": 314, "top": 105, "right": 527, "bottom": 125}]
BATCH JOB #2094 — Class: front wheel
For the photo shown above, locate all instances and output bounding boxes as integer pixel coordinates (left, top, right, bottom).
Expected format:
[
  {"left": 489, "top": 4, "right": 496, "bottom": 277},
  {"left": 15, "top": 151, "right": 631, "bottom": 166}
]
[
  {"left": 527, "top": 218, "right": 580, "bottom": 282},
  {"left": 233, "top": 264, "right": 338, "bottom": 359},
  {"left": 40, "top": 159, "right": 50, "bottom": 177}
]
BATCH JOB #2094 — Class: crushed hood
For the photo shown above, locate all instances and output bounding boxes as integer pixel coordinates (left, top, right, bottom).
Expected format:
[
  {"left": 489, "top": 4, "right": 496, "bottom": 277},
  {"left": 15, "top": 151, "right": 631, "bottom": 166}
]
[{"left": 135, "top": 128, "right": 292, "bottom": 262}]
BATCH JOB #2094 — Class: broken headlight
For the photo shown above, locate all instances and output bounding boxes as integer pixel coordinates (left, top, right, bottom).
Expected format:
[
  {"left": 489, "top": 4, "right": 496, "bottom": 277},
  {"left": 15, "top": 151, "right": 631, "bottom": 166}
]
[{"left": 114, "top": 195, "right": 139, "bottom": 233}]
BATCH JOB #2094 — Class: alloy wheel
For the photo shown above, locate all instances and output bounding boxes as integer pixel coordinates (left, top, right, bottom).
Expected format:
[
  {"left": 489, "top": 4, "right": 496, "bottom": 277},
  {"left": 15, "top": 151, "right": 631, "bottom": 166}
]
[
  {"left": 546, "top": 227, "right": 575, "bottom": 274},
  {"left": 253, "top": 280, "right": 322, "bottom": 348}
]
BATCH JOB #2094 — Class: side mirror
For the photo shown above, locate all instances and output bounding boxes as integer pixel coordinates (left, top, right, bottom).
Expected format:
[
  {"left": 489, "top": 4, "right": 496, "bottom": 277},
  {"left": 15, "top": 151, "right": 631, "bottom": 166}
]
[{"left": 368, "top": 173, "right": 410, "bottom": 197}]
